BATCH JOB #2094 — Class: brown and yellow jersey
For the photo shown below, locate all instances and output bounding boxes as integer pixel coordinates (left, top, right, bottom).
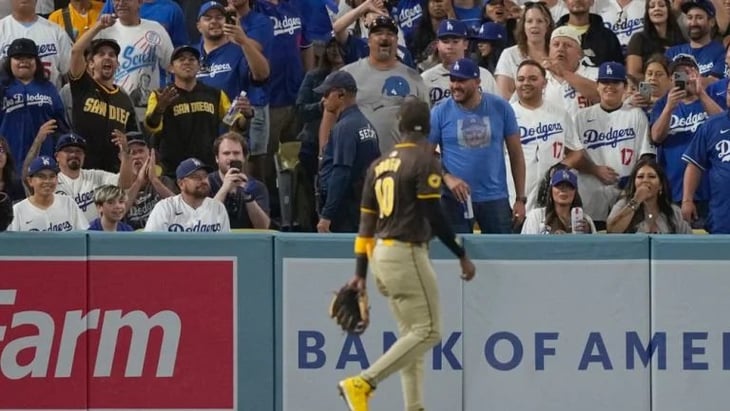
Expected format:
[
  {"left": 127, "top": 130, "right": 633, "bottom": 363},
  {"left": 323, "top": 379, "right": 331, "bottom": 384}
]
[{"left": 360, "top": 141, "right": 443, "bottom": 243}]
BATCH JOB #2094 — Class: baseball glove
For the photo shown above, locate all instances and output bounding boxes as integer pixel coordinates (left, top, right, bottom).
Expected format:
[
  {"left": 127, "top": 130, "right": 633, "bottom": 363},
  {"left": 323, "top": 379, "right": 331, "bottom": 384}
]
[{"left": 329, "top": 286, "right": 370, "bottom": 335}]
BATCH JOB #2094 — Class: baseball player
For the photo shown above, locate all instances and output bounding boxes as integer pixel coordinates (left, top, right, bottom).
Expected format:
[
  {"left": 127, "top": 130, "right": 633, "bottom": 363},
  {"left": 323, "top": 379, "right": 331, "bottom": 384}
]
[
  {"left": 144, "top": 157, "right": 230, "bottom": 232},
  {"left": 574, "top": 62, "right": 655, "bottom": 227},
  {"left": 420, "top": 19, "right": 496, "bottom": 105},
  {"left": 9, "top": 156, "right": 88, "bottom": 232},
  {"left": 337, "top": 98, "right": 476, "bottom": 411}
]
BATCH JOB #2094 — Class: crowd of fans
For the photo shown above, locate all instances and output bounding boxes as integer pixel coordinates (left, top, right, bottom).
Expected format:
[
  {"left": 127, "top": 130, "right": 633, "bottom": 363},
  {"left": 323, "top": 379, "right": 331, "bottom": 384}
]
[{"left": 0, "top": 0, "right": 729, "bottom": 234}]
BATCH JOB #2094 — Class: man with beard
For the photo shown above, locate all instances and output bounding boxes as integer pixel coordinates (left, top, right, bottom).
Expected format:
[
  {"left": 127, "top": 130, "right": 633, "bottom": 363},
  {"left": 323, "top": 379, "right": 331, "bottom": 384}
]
[
  {"left": 196, "top": 1, "right": 271, "bottom": 182},
  {"left": 340, "top": 15, "right": 429, "bottom": 154},
  {"left": 144, "top": 157, "right": 231, "bottom": 232},
  {"left": 542, "top": 26, "right": 599, "bottom": 119},
  {"left": 421, "top": 19, "right": 496, "bottom": 106},
  {"left": 666, "top": 0, "right": 726, "bottom": 85},
  {"left": 554, "top": 0, "right": 622, "bottom": 66},
  {"left": 145, "top": 45, "right": 252, "bottom": 178},
  {"left": 23, "top": 132, "right": 134, "bottom": 223},
  {"left": 429, "top": 57, "right": 525, "bottom": 234},
  {"left": 9, "top": 156, "right": 89, "bottom": 232},
  {"left": 68, "top": 15, "right": 139, "bottom": 172},
  {"left": 122, "top": 132, "right": 175, "bottom": 229}
]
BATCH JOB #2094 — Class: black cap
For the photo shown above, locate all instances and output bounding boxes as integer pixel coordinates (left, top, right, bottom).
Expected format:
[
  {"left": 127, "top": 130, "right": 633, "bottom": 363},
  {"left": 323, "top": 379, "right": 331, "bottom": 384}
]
[
  {"left": 7, "top": 38, "right": 38, "bottom": 58},
  {"left": 669, "top": 53, "right": 699, "bottom": 73},
  {"left": 398, "top": 97, "right": 430, "bottom": 134},
  {"left": 313, "top": 71, "right": 357, "bottom": 94},
  {"left": 368, "top": 16, "right": 398, "bottom": 35},
  {"left": 171, "top": 45, "right": 201, "bottom": 61},
  {"left": 126, "top": 131, "right": 148, "bottom": 146},
  {"left": 85, "top": 38, "right": 121, "bottom": 59}
]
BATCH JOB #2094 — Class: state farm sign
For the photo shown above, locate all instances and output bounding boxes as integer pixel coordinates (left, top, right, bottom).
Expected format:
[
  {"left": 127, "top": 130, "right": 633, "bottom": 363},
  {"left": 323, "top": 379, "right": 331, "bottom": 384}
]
[{"left": 0, "top": 259, "right": 237, "bottom": 410}]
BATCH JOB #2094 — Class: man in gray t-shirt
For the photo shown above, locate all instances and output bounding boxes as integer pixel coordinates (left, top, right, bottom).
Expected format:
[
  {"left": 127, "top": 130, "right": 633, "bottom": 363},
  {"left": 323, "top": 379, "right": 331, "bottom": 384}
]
[{"left": 341, "top": 16, "right": 429, "bottom": 154}]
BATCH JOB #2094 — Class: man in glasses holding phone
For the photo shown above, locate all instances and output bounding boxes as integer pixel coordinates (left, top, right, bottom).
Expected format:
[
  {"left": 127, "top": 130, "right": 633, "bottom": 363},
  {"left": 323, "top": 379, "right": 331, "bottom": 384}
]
[
  {"left": 650, "top": 53, "right": 722, "bottom": 229},
  {"left": 209, "top": 131, "right": 271, "bottom": 229}
]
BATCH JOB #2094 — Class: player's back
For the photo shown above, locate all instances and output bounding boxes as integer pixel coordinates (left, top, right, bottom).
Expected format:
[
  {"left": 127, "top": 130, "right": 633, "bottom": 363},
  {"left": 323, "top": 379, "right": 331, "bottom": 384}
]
[{"left": 364, "top": 142, "right": 441, "bottom": 244}]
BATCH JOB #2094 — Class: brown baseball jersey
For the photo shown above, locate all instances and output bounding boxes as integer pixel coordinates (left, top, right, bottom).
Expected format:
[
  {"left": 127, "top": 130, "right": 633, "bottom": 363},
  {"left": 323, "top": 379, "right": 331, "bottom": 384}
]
[{"left": 360, "top": 141, "right": 443, "bottom": 243}]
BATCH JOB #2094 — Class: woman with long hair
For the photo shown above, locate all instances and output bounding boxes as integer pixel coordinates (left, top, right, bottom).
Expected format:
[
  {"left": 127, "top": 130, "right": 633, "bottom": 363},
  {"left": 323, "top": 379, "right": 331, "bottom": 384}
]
[
  {"left": 0, "top": 38, "right": 68, "bottom": 174},
  {"left": 494, "top": 1, "right": 553, "bottom": 100},
  {"left": 606, "top": 159, "right": 692, "bottom": 233},
  {"left": 0, "top": 136, "right": 25, "bottom": 203},
  {"left": 625, "top": 0, "right": 686, "bottom": 80},
  {"left": 522, "top": 168, "right": 596, "bottom": 234}
]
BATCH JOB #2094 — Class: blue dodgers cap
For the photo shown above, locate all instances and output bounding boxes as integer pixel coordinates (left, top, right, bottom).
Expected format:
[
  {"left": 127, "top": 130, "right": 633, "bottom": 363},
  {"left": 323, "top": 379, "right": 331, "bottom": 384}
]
[
  {"left": 28, "top": 156, "right": 59, "bottom": 176},
  {"left": 597, "top": 61, "right": 627, "bottom": 82},
  {"left": 449, "top": 58, "right": 480, "bottom": 80},
  {"left": 313, "top": 70, "right": 358, "bottom": 94},
  {"left": 550, "top": 169, "right": 578, "bottom": 188},
  {"left": 176, "top": 157, "right": 214, "bottom": 180},
  {"left": 55, "top": 133, "right": 87, "bottom": 152},
  {"left": 437, "top": 19, "right": 468, "bottom": 39},
  {"left": 198, "top": 1, "right": 226, "bottom": 19},
  {"left": 472, "top": 22, "right": 506, "bottom": 41},
  {"left": 681, "top": 0, "right": 715, "bottom": 17}
]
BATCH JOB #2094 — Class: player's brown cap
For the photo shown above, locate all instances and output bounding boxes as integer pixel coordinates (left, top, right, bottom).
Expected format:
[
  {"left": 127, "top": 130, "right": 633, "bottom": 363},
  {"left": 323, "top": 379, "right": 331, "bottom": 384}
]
[{"left": 398, "top": 97, "right": 430, "bottom": 135}]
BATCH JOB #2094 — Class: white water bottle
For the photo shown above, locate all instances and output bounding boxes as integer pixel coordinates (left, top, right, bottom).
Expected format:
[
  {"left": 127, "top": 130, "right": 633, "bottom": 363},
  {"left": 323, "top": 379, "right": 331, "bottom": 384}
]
[
  {"left": 222, "top": 91, "right": 247, "bottom": 126},
  {"left": 570, "top": 207, "right": 584, "bottom": 234}
]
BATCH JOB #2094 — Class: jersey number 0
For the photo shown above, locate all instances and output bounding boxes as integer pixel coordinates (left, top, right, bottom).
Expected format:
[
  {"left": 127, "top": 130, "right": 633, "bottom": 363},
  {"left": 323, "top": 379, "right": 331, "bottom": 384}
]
[{"left": 374, "top": 177, "right": 395, "bottom": 218}]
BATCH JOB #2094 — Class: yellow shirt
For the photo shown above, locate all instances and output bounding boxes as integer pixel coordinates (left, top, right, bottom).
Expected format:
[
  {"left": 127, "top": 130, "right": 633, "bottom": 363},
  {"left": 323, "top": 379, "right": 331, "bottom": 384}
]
[
  {"left": 567, "top": 24, "right": 589, "bottom": 36},
  {"left": 48, "top": 1, "right": 104, "bottom": 41}
]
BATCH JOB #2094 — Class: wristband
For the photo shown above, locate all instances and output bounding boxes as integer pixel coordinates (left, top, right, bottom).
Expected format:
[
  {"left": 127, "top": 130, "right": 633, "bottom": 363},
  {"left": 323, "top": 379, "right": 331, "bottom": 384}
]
[
  {"left": 354, "top": 236, "right": 374, "bottom": 256},
  {"left": 628, "top": 199, "right": 639, "bottom": 211}
]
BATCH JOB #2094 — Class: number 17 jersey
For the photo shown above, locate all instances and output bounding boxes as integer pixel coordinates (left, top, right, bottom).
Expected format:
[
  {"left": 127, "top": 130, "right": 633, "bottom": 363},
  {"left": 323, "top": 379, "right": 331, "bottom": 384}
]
[{"left": 361, "top": 141, "right": 442, "bottom": 243}]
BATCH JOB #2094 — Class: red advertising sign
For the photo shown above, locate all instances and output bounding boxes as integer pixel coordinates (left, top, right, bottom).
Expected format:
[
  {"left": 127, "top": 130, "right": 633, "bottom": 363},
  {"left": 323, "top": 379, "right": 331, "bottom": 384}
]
[{"left": 0, "top": 259, "right": 236, "bottom": 410}]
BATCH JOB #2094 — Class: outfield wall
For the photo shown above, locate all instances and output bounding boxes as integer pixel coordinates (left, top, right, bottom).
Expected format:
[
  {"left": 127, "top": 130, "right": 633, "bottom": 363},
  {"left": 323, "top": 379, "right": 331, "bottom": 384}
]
[{"left": 1, "top": 233, "right": 728, "bottom": 411}]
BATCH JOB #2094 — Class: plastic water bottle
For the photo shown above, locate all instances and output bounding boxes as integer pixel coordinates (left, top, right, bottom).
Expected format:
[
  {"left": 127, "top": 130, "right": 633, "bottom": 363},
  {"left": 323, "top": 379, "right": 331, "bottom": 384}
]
[
  {"left": 570, "top": 207, "right": 584, "bottom": 234},
  {"left": 463, "top": 194, "right": 474, "bottom": 219},
  {"left": 222, "top": 91, "right": 246, "bottom": 126}
]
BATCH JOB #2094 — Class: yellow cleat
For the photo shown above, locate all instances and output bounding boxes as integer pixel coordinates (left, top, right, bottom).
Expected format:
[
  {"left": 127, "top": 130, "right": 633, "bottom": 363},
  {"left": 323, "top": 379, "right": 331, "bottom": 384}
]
[{"left": 338, "top": 376, "right": 373, "bottom": 411}]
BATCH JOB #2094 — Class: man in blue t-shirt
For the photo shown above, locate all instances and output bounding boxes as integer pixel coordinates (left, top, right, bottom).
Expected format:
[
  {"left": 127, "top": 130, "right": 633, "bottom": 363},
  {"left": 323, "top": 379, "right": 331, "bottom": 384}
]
[
  {"left": 650, "top": 53, "right": 723, "bottom": 228},
  {"left": 682, "top": 81, "right": 730, "bottom": 233},
  {"left": 429, "top": 58, "right": 526, "bottom": 234},
  {"left": 666, "top": 0, "right": 726, "bottom": 84},
  {"left": 316, "top": 71, "right": 381, "bottom": 233}
]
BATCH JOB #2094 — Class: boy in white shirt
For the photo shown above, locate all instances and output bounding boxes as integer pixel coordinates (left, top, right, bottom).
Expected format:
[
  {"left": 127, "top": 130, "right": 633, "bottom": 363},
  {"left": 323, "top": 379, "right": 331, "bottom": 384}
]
[
  {"left": 145, "top": 157, "right": 230, "bottom": 232},
  {"left": 9, "top": 156, "right": 88, "bottom": 232}
]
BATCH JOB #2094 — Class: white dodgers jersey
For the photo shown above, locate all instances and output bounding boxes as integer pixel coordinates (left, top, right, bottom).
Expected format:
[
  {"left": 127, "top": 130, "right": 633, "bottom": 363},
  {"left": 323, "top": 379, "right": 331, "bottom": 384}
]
[
  {"left": 421, "top": 64, "right": 497, "bottom": 106},
  {"left": 56, "top": 169, "right": 119, "bottom": 222},
  {"left": 506, "top": 102, "right": 583, "bottom": 211},
  {"left": 0, "top": 15, "right": 73, "bottom": 89},
  {"left": 144, "top": 195, "right": 231, "bottom": 233},
  {"left": 9, "top": 194, "right": 89, "bottom": 232},
  {"left": 575, "top": 104, "right": 655, "bottom": 220},
  {"left": 544, "top": 61, "right": 598, "bottom": 119}
]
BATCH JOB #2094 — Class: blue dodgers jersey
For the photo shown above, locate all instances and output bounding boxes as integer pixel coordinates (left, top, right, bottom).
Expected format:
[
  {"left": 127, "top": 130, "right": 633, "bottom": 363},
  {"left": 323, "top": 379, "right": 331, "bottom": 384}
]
[
  {"left": 254, "top": 0, "right": 309, "bottom": 107},
  {"left": 0, "top": 80, "right": 66, "bottom": 173},
  {"left": 666, "top": 41, "right": 727, "bottom": 78},
  {"left": 706, "top": 77, "right": 729, "bottom": 110},
  {"left": 390, "top": 0, "right": 423, "bottom": 44},
  {"left": 297, "top": 0, "right": 337, "bottom": 42},
  {"left": 241, "top": 10, "right": 275, "bottom": 107},
  {"left": 453, "top": 5, "right": 482, "bottom": 33},
  {"left": 103, "top": 0, "right": 189, "bottom": 46},
  {"left": 196, "top": 41, "right": 252, "bottom": 103},
  {"left": 428, "top": 94, "right": 519, "bottom": 202},
  {"left": 682, "top": 112, "right": 730, "bottom": 233},
  {"left": 650, "top": 96, "right": 710, "bottom": 202}
]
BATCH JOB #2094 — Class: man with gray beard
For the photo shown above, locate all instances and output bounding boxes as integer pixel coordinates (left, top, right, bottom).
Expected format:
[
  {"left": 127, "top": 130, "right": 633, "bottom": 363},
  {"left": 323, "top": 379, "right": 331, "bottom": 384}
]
[{"left": 338, "top": 16, "right": 429, "bottom": 154}]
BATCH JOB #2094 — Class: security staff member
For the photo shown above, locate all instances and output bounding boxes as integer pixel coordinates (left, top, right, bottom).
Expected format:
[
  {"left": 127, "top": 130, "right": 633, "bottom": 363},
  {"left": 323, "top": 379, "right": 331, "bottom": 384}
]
[
  {"left": 144, "top": 45, "right": 251, "bottom": 178},
  {"left": 316, "top": 71, "right": 381, "bottom": 233}
]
